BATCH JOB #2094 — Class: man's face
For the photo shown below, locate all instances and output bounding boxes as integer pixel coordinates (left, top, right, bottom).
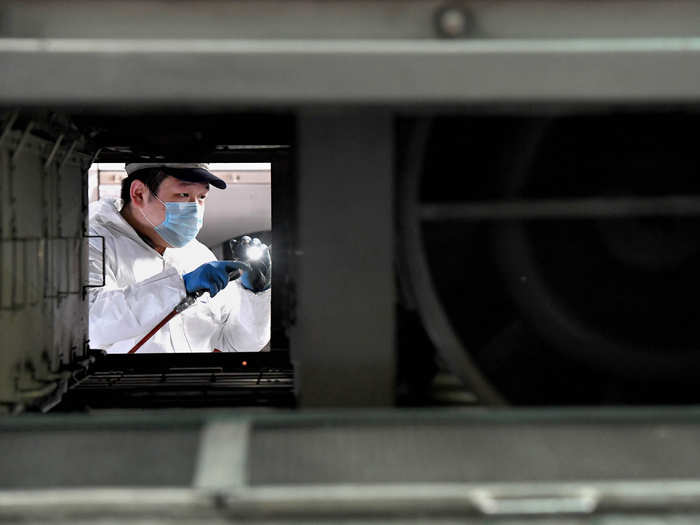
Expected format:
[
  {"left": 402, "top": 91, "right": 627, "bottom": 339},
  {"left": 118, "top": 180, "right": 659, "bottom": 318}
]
[{"left": 143, "top": 176, "right": 210, "bottom": 226}]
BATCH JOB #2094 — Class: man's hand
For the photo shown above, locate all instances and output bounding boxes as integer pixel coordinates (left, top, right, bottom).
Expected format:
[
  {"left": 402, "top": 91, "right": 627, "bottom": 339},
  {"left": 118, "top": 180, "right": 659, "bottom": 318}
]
[
  {"left": 230, "top": 236, "right": 271, "bottom": 293},
  {"left": 183, "top": 260, "right": 251, "bottom": 297}
]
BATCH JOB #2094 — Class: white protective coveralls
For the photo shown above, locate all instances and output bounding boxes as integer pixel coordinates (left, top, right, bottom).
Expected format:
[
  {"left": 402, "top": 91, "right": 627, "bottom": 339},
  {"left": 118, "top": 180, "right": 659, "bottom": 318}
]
[{"left": 87, "top": 199, "right": 270, "bottom": 353}]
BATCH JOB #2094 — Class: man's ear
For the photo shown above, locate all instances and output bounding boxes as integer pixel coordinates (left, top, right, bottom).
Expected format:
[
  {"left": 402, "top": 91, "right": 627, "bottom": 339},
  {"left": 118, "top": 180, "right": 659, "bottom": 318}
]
[{"left": 129, "top": 180, "right": 148, "bottom": 208}]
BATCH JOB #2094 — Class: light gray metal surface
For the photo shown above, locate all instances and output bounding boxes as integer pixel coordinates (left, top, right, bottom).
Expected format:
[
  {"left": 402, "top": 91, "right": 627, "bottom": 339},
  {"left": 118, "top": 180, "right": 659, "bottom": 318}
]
[
  {"left": 6, "top": 37, "right": 700, "bottom": 105},
  {"left": 10, "top": 482, "right": 700, "bottom": 523},
  {"left": 5, "top": 410, "right": 700, "bottom": 521},
  {"left": 0, "top": 428, "right": 200, "bottom": 488},
  {"left": 194, "top": 420, "right": 250, "bottom": 490},
  {"left": 0, "top": 123, "right": 90, "bottom": 410},
  {"left": 249, "top": 419, "right": 700, "bottom": 485},
  {"left": 4, "top": 1, "right": 700, "bottom": 40},
  {"left": 292, "top": 114, "right": 394, "bottom": 406}
]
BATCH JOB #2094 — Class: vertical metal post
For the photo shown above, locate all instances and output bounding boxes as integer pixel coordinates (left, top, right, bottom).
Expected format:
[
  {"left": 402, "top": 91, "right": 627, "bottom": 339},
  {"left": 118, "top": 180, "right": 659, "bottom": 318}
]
[
  {"left": 271, "top": 153, "right": 294, "bottom": 351},
  {"left": 57, "top": 140, "right": 77, "bottom": 241},
  {"left": 43, "top": 134, "right": 63, "bottom": 304},
  {"left": 9, "top": 122, "right": 34, "bottom": 310},
  {"left": 82, "top": 148, "right": 101, "bottom": 235},
  {"left": 292, "top": 112, "right": 395, "bottom": 406},
  {"left": 0, "top": 147, "right": 5, "bottom": 310}
]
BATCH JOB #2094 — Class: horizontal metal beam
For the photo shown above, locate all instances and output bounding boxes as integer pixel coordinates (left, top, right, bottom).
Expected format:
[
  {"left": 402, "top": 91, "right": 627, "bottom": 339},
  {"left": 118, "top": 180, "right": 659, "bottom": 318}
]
[
  {"left": 5, "top": 38, "right": 700, "bottom": 105},
  {"left": 5, "top": 1, "right": 700, "bottom": 41},
  {"left": 421, "top": 195, "right": 700, "bottom": 221},
  {"left": 7, "top": 480, "right": 700, "bottom": 520}
]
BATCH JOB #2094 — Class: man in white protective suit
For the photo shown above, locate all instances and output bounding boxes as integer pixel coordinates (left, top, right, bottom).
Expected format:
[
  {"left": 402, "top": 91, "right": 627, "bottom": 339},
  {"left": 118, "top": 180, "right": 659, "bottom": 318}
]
[{"left": 88, "top": 163, "right": 271, "bottom": 353}]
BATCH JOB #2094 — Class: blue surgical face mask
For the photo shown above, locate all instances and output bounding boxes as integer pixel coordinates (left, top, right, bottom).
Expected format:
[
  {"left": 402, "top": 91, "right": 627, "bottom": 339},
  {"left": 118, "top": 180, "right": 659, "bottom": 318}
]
[{"left": 140, "top": 192, "right": 204, "bottom": 248}]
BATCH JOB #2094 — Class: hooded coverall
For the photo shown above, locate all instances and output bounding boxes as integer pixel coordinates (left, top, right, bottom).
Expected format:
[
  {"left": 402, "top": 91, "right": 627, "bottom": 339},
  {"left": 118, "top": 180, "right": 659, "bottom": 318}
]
[{"left": 87, "top": 199, "right": 270, "bottom": 353}]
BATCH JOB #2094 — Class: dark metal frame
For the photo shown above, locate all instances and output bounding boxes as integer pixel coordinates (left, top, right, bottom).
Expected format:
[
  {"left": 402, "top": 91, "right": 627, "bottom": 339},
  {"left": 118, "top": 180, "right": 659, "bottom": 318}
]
[
  {"left": 75, "top": 145, "right": 294, "bottom": 406},
  {"left": 59, "top": 351, "right": 294, "bottom": 409}
]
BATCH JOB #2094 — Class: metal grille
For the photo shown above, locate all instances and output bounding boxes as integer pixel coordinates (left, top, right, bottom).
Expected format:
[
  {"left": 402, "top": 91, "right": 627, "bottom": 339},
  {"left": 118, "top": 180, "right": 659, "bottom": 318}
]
[
  {"left": 77, "top": 370, "right": 293, "bottom": 390},
  {"left": 60, "top": 365, "right": 295, "bottom": 409}
]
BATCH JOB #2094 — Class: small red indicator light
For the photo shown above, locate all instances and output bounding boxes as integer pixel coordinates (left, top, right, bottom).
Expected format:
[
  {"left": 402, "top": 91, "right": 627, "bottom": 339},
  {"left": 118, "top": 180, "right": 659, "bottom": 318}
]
[{"left": 242, "top": 361, "right": 248, "bottom": 366}]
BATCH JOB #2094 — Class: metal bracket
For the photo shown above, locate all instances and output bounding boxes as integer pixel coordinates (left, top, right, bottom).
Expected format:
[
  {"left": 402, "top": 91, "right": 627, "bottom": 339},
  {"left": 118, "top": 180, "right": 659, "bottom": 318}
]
[
  {"left": 43, "top": 133, "right": 64, "bottom": 170},
  {"left": 10, "top": 121, "right": 35, "bottom": 164},
  {"left": 0, "top": 110, "right": 19, "bottom": 150},
  {"left": 85, "top": 147, "right": 102, "bottom": 170},
  {"left": 58, "top": 139, "right": 77, "bottom": 174}
]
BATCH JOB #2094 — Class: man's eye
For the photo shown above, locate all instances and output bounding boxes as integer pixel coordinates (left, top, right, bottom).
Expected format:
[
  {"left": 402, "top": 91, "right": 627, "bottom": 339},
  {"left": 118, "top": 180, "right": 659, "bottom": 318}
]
[{"left": 178, "top": 193, "right": 189, "bottom": 198}]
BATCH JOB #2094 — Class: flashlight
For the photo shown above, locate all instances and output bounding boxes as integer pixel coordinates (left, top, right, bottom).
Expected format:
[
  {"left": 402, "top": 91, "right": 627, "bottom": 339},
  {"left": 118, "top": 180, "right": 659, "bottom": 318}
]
[{"left": 246, "top": 245, "right": 264, "bottom": 261}]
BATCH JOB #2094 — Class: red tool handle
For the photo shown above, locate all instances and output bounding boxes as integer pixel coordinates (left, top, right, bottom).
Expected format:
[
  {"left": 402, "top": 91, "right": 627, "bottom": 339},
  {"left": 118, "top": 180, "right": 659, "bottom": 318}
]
[
  {"left": 127, "top": 269, "right": 243, "bottom": 354},
  {"left": 127, "top": 308, "right": 179, "bottom": 354}
]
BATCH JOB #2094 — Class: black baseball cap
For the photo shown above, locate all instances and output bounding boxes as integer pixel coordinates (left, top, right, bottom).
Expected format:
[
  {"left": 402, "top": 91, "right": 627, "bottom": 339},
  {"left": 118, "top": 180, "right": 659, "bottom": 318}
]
[{"left": 125, "top": 163, "right": 227, "bottom": 189}]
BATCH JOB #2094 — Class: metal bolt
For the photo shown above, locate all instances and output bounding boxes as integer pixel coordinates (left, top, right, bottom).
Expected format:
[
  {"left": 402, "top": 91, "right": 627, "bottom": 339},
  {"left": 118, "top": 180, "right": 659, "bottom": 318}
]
[{"left": 435, "top": 4, "right": 474, "bottom": 39}]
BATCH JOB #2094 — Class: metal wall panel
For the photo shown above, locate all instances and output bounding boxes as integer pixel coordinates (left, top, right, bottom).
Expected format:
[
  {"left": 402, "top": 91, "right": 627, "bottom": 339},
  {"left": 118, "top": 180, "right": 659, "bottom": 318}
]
[{"left": 0, "top": 126, "right": 89, "bottom": 410}]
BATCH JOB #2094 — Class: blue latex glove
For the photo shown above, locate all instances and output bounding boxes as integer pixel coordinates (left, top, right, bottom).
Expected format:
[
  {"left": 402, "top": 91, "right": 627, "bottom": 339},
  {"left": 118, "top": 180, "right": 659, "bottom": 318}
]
[
  {"left": 183, "top": 260, "right": 251, "bottom": 297},
  {"left": 230, "top": 236, "right": 271, "bottom": 293}
]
